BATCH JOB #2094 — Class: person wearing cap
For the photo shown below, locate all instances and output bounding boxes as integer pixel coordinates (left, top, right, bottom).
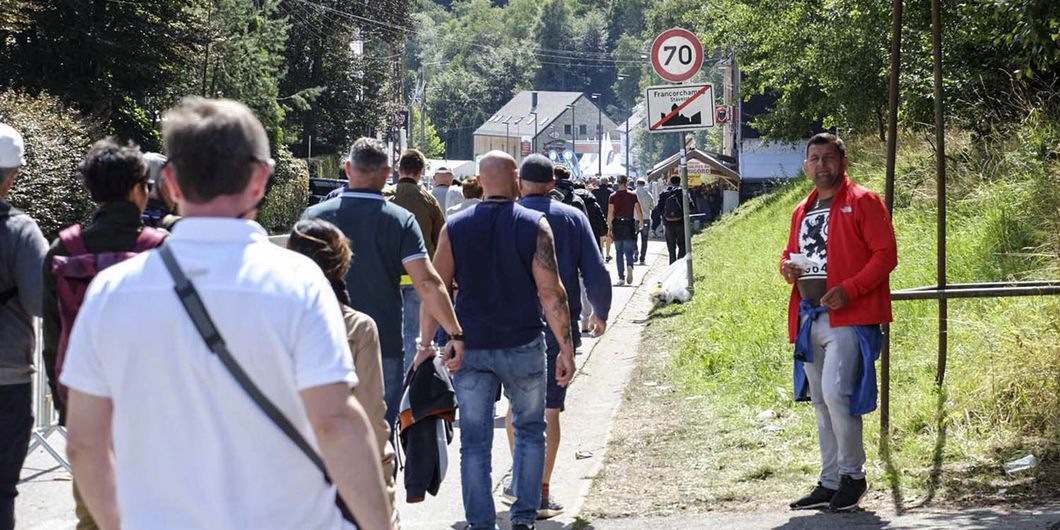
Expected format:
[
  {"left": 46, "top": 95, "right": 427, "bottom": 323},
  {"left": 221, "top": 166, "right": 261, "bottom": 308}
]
[
  {"left": 415, "top": 151, "right": 574, "bottom": 530},
  {"left": 0, "top": 122, "right": 49, "bottom": 530},
  {"left": 140, "top": 152, "right": 181, "bottom": 230},
  {"left": 302, "top": 138, "right": 464, "bottom": 429},
  {"left": 431, "top": 165, "right": 464, "bottom": 216},
  {"left": 498, "top": 153, "right": 610, "bottom": 519}
]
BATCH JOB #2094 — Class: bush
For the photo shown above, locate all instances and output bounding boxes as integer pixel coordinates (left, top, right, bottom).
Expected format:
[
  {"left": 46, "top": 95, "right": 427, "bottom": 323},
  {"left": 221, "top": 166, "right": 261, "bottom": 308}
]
[
  {"left": 0, "top": 90, "right": 96, "bottom": 238},
  {"left": 257, "top": 144, "right": 309, "bottom": 233}
]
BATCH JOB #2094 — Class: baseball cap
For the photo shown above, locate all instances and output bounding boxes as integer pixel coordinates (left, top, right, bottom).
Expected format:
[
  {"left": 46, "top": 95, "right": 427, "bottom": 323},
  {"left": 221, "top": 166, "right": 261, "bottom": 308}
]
[
  {"left": 0, "top": 123, "right": 26, "bottom": 168},
  {"left": 435, "top": 165, "right": 452, "bottom": 174},
  {"left": 519, "top": 154, "right": 554, "bottom": 183},
  {"left": 144, "top": 152, "right": 168, "bottom": 186}
]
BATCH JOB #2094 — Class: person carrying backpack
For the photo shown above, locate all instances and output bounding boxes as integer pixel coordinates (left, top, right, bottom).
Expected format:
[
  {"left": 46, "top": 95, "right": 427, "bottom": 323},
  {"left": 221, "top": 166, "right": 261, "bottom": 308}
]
[
  {"left": 654, "top": 175, "right": 697, "bottom": 264},
  {"left": 41, "top": 138, "right": 167, "bottom": 529},
  {"left": 553, "top": 167, "right": 606, "bottom": 241},
  {"left": 0, "top": 123, "right": 48, "bottom": 530}
]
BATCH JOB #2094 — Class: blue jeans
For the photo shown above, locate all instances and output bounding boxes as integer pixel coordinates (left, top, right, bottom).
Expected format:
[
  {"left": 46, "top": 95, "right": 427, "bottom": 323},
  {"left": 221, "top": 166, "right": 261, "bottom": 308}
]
[
  {"left": 614, "top": 239, "right": 636, "bottom": 279},
  {"left": 381, "top": 357, "right": 405, "bottom": 429},
  {"left": 453, "top": 335, "right": 547, "bottom": 529},
  {"left": 401, "top": 284, "right": 421, "bottom": 374},
  {"left": 638, "top": 224, "right": 650, "bottom": 262}
]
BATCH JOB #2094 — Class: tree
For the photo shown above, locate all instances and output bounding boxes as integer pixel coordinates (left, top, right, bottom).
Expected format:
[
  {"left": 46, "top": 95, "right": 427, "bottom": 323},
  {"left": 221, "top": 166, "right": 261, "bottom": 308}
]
[
  {"left": 281, "top": 0, "right": 408, "bottom": 156},
  {"left": 533, "top": 0, "right": 575, "bottom": 91},
  {"left": 200, "top": 0, "right": 290, "bottom": 145},
  {"left": 0, "top": 0, "right": 204, "bottom": 148},
  {"left": 410, "top": 107, "right": 445, "bottom": 158}
]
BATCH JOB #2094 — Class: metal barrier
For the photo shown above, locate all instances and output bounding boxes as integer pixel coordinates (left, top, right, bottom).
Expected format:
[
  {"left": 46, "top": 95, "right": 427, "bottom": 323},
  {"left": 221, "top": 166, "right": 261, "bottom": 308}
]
[
  {"left": 23, "top": 318, "right": 70, "bottom": 478},
  {"left": 878, "top": 0, "right": 1060, "bottom": 435}
]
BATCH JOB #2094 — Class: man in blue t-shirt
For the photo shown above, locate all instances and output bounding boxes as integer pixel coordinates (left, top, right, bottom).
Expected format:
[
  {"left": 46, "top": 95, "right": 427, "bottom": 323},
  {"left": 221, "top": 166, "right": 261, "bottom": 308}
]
[
  {"left": 302, "top": 138, "right": 464, "bottom": 428},
  {"left": 501, "top": 154, "right": 611, "bottom": 519},
  {"left": 416, "top": 151, "right": 574, "bottom": 530}
]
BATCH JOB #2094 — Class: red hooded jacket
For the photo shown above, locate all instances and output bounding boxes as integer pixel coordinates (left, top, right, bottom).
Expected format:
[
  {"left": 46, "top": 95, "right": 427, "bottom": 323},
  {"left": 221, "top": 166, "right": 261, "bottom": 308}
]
[{"left": 781, "top": 175, "right": 897, "bottom": 342}]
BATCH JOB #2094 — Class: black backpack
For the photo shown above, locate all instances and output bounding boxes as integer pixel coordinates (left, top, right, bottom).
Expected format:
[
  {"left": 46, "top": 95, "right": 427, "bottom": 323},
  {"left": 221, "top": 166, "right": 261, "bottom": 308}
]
[
  {"left": 664, "top": 190, "right": 684, "bottom": 221},
  {"left": 574, "top": 189, "right": 607, "bottom": 238}
]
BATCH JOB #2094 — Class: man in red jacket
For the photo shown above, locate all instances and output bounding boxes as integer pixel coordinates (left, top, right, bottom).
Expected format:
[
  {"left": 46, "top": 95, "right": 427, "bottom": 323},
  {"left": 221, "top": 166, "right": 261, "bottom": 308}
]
[{"left": 780, "top": 133, "right": 897, "bottom": 512}]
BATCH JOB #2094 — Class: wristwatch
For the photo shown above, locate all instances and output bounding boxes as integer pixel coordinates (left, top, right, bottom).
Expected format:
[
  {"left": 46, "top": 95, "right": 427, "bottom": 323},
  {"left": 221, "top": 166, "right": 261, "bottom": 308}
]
[{"left": 448, "top": 333, "right": 465, "bottom": 342}]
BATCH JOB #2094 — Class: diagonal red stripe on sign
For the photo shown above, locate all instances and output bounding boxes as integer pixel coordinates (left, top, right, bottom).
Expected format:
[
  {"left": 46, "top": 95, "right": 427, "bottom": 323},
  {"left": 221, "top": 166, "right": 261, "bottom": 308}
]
[{"left": 650, "top": 85, "right": 710, "bottom": 130}]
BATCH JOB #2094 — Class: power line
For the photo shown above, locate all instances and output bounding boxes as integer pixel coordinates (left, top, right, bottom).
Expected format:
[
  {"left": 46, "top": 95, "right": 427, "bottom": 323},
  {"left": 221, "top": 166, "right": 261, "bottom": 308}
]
[{"left": 291, "top": 0, "right": 411, "bottom": 35}]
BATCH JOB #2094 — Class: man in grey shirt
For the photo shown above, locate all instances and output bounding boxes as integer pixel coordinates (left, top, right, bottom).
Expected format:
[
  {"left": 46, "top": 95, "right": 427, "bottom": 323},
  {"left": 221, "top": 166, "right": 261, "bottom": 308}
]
[
  {"left": 431, "top": 166, "right": 463, "bottom": 216},
  {"left": 0, "top": 123, "right": 48, "bottom": 530}
]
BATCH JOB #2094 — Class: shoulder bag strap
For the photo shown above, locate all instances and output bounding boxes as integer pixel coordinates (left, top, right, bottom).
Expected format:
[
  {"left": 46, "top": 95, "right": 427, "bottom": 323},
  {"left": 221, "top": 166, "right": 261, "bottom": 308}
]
[{"left": 156, "top": 244, "right": 358, "bottom": 526}]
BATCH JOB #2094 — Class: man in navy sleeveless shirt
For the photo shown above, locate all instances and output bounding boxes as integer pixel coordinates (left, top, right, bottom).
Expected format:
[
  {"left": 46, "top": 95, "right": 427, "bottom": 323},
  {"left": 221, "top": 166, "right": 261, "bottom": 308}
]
[
  {"left": 417, "top": 151, "right": 574, "bottom": 530},
  {"left": 505, "top": 154, "right": 611, "bottom": 518}
]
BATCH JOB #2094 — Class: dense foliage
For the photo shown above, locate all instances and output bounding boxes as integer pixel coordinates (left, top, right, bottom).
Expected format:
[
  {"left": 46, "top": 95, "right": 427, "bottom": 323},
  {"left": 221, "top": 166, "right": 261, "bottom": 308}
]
[{"left": 0, "top": 91, "right": 96, "bottom": 238}]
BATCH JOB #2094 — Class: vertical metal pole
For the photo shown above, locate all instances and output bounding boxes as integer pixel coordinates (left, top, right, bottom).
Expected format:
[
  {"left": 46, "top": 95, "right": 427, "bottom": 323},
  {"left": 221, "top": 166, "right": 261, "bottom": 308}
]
[
  {"left": 307, "top": 135, "right": 312, "bottom": 178},
  {"left": 680, "top": 133, "right": 693, "bottom": 291},
  {"left": 420, "top": 82, "right": 427, "bottom": 151},
  {"left": 931, "top": 0, "right": 948, "bottom": 387},
  {"left": 598, "top": 102, "right": 603, "bottom": 178},
  {"left": 532, "top": 112, "right": 538, "bottom": 154},
  {"left": 201, "top": 4, "right": 213, "bottom": 97},
  {"left": 571, "top": 106, "right": 576, "bottom": 155},
  {"left": 881, "top": 0, "right": 903, "bottom": 437},
  {"left": 625, "top": 118, "right": 630, "bottom": 177}
]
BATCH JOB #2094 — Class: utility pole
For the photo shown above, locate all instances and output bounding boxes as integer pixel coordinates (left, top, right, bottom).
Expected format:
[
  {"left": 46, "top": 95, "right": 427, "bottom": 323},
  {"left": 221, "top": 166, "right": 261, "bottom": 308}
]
[
  {"left": 530, "top": 92, "right": 539, "bottom": 154},
  {"left": 201, "top": 4, "right": 213, "bottom": 97},
  {"left": 592, "top": 93, "right": 602, "bottom": 178},
  {"left": 721, "top": 60, "right": 734, "bottom": 157},
  {"left": 625, "top": 116, "right": 630, "bottom": 178},
  {"left": 680, "top": 132, "right": 694, "bottom": 291}
]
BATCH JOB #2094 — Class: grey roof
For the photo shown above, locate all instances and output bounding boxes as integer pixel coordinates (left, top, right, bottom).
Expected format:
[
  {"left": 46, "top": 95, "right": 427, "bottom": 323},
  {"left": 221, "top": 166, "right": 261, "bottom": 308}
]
[{"left": 473, "top": 91, "right": 584, "bottom": 138}]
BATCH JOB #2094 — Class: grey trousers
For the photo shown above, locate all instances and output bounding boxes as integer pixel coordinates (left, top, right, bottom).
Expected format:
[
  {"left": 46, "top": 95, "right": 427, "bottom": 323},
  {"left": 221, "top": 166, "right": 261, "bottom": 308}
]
[{"left": 802, "top": 313, "right": 866, "bottom": 489}]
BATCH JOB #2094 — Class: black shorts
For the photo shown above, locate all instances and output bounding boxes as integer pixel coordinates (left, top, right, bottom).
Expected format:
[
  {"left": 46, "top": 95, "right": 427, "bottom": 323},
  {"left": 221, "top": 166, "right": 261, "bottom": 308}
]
[
  {"left": 544, "top": 321, "right": 581, "bottom": 411},
  {"left": 500, "top": 321, "right": 581, "bottom": 411}
]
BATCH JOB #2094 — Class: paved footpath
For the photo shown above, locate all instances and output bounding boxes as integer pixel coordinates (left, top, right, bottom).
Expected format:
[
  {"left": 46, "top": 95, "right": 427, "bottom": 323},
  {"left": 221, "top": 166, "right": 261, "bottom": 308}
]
[{"left": 19, "top": 236, "right": 1060, "bottom": 529}]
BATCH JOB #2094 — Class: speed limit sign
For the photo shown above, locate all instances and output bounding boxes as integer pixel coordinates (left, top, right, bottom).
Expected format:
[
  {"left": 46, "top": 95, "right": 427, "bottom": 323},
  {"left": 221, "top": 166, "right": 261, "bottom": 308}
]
[{"left": 650, "top": 27, "right": 704, "bottom": 83}]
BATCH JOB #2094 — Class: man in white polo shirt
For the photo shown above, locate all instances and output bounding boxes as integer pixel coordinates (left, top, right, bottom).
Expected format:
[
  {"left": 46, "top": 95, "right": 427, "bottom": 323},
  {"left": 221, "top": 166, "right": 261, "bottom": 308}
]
[{"left": 60, "top": 98, "right": 392, "bottom": 530}]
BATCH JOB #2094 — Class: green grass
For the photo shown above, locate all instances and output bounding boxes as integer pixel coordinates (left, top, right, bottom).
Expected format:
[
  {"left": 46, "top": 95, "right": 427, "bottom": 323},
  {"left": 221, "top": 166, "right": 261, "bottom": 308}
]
[{"left": 653, "top": 121, "right": 1060, "bottom": 509}]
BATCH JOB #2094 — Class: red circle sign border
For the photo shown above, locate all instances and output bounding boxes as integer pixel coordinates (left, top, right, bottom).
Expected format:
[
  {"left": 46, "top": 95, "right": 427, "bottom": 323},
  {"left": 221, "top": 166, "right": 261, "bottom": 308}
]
[{"left": 650, "top": 27, "right": 704, "bottom": 83}]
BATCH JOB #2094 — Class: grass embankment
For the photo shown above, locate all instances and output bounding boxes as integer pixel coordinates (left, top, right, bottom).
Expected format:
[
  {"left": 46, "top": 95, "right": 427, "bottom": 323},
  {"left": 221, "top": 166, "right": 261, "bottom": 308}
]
[{"left": 586, "top": 120, "right": 1060, "bottom": 516}]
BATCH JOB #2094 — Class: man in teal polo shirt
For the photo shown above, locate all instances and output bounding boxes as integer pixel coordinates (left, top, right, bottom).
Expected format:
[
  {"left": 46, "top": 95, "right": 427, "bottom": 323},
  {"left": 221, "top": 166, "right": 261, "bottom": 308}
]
[{"left": 302, "top": 138, "right": 463, "bottom": 428}]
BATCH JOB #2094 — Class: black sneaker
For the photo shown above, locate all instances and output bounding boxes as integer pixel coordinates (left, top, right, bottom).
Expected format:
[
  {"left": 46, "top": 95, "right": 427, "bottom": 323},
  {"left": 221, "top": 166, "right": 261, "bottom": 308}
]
[
  {"left": 500, "top": 475, "right": 515, "bottom": 504},
  {"left": 512, "top": 524, "right": 535, "bottom": 530},
  {"left": 537, "top": 494, "right": 564, "bottom": 519},
  {"left": 829, "top": 475, "right": 867, "bottom": 512},
  {"left": 789, "top": 482, "right": 836, "bottom": 510}
]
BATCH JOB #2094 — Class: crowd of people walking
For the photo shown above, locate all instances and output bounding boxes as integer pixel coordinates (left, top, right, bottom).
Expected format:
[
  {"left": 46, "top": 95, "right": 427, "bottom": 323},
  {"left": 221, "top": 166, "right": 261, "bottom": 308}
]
[
  {"left": 0, "top": 97, "right": 636, "bottom": 530},
  {"left": 0, "top": 90, "right": 895, "bottom": 530}
]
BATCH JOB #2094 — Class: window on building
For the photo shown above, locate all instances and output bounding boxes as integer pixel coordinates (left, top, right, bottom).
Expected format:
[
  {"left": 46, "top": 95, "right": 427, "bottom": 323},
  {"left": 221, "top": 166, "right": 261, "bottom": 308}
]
[
  {"left": 564, "top": 124, "right": 572, "bottom": 135},
  {"left": 579, "top": 124, "right": 587, "bottom": 135},
  {"left": 596, "top": 124, "right": 603, "bottom": 135}
]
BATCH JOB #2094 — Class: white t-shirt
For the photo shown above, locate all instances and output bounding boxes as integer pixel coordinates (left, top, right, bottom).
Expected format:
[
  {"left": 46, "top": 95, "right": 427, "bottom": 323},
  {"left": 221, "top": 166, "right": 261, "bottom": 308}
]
[{"left": 60, "top": 218, "right": 357, "bottom": 530}]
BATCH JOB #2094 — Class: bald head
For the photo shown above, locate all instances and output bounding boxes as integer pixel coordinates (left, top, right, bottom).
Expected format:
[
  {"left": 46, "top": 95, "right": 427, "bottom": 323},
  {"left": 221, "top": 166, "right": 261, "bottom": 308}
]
[{"left": 477, "top": 150, "right": 518, "bottom": 199}]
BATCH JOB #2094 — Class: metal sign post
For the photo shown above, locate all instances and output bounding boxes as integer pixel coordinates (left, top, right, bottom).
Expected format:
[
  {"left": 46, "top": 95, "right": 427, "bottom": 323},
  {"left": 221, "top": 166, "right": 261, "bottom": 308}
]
[
  {"left": 680, "top": 135, "right": 694, "bottom": 292},
  {"left": 645, "top": 27, "right": 712, "bottom": 295}
]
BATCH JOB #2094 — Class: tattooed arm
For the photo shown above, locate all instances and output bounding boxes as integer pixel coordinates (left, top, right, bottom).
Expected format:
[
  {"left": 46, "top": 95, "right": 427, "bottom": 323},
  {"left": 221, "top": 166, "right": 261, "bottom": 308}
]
[{"left": 530, "top": 217, "right": 576, "bottom": 386}]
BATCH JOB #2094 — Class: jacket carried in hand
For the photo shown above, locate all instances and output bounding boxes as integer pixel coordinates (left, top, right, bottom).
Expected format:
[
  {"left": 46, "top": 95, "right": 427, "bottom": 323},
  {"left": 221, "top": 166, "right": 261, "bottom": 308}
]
[{"left": 398, "top": 354, "right": 457, "bottom": 503}]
